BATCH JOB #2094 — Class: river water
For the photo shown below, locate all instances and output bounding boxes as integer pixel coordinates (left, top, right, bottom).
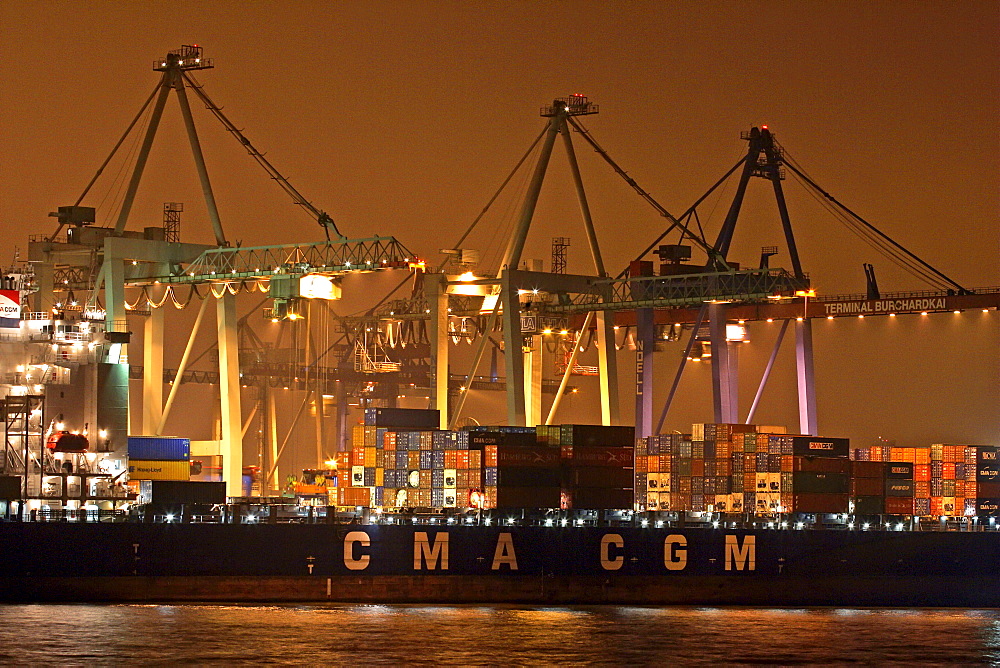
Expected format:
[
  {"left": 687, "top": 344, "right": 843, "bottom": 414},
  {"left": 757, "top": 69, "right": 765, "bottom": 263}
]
[{"left": 0, "top": 604, "right": 998, "bottom": 664}]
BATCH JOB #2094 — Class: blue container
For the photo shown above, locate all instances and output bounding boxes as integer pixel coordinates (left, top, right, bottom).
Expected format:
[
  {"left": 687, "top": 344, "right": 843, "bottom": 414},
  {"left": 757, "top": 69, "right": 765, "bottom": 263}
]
[
  {"left": 363, "top": 467, "right": 376, "bottom": 486},
  {"left": 431, "top": 489, "right": 444, "bottom": 507},
  {"left": 419, "top": 451, "right": 433, "bottom": 470},
  {"left": 394, "top": 451, "right": 408, "bottom": 469},
  {"left": 432, "top": 451, "right": 445, "bottom": 469},
  {"left": 374, "top": 486, "right": 384, "bottom": 506},
  {"left": 127, "top": 436, "right": 190, "bottom": 461},
  {"left": 485, "top": 466, "right": 498, "bottom": 486},
  {"left": 432, "top": 432, "right": 447, "bottom": 450}
]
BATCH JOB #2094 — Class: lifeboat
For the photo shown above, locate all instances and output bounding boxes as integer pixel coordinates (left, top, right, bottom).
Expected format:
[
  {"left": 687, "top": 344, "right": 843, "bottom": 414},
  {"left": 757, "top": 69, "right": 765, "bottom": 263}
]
[{"left": 46, "top": 431, "right": 90, "bottom": 453}]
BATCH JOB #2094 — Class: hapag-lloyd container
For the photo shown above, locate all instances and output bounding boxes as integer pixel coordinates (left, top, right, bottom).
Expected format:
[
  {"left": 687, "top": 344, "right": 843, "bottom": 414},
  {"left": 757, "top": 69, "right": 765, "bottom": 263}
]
[{"left": 127, "top": 460, "right": 189, "bottom": 481}]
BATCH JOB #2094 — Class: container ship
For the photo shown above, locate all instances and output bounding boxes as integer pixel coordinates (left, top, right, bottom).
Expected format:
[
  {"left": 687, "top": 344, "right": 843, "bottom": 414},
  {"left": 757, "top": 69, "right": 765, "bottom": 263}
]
[
  {"left": 1, "top": 406, "right": 999, "bottom": 606},
  {"left": 3, "top": 46, "right": 998, "bottom": 606}
]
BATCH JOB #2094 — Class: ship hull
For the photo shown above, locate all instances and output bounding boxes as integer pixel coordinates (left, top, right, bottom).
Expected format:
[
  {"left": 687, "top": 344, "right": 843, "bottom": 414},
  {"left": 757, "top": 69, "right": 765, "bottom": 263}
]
[{"left": 2, "top": 523, "right": 998, "bottom": 606}]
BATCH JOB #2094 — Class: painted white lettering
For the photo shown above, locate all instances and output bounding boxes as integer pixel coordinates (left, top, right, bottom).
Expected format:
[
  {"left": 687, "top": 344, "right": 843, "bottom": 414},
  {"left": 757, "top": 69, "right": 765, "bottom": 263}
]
[
  {"left": 413, "top": 531, "right": 449, "bottom": 570},
  {"left": 600, "top": 534, "right": 624, "bottom": 571},
  {"left": 664, "top": 534, "right": 688, "bottom": 571},
  {"left": 344, "top": 530, "right": 370, "bottom": 571},
  {"left": 492, "top": 532, "right": 518, "bottom": 570}
]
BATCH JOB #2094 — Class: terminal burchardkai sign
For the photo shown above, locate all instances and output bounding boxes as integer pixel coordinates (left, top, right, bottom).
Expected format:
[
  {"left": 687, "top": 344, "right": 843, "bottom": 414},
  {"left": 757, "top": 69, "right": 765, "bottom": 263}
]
[{"left": 822, "top": 297, "right": 947, "bottom": 316}]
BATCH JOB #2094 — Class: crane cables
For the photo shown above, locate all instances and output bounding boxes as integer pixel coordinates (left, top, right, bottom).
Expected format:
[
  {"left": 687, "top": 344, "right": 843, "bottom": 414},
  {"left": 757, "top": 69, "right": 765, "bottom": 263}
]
[
  {"left": 781, "top": 149, "right": 969, "bottom": 294},
  {"left": 437, "top": 124, "right": 549, "bottom": 273},
  {"left": 564, "top": 116, "right": 726, "bottom": 274},
  {"left": 181, "top": 71, "right": 343, "bottom": 239}
]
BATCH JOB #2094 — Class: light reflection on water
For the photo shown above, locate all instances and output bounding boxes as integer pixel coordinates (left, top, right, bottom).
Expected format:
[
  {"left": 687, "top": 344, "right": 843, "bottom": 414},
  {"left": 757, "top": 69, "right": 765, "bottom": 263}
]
[{"left": 0, "top": 604, "right": 997, "bottom": 665}]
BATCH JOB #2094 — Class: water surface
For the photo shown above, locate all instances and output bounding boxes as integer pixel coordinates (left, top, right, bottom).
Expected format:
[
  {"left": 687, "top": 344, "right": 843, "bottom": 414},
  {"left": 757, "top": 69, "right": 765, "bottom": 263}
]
[{"left": 0, "top": 604, "right": 997, "bottom": 664}]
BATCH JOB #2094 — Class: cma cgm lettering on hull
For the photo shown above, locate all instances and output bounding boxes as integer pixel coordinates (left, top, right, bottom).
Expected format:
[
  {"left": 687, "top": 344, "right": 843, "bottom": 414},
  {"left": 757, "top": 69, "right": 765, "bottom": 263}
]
[{"left": 345, "top": 530, "right": 756, "bottom": 572}]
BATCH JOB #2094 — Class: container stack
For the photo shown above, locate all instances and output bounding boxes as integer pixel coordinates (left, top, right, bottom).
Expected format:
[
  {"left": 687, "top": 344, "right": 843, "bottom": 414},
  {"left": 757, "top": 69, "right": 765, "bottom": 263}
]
[
  {"left": 471, "top": 429, "right": 557, "bottom": 509},
  {"left": 846, "top": 444, "right": 1000, "bottom": 517},
  {"left": 127, "top": 436, "right": 191, "bottom": 482},
  {"left": 971, "top": 446, "right": 1000, "bottom": 516},
  {"left": 635, "top": 434, "right": 676, "bottom": 512},
  {"left": 783, "top": 437, "right": 851, "bottom": 514},
  {"left": 850, "top": 461, "right": 886, "bottom": 514},
  {"left": 559, "top": 425, "right": 635, "bottom": 509},
  {"left": 341, "top": 407, "right": 482, "bottom": 508},
  {"left": 634, "top": 426, "right": 851, "bottom": 515},
  {"left": 884, "top": 461, "right": 916, "bottom": 515}
]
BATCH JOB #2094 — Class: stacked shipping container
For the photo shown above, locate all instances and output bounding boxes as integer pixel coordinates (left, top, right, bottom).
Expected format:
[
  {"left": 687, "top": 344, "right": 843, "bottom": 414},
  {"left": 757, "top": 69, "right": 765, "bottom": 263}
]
[
  {"left": 316, "top": 411, "right": 998, "bottom": 518},
  {"left": 635, "top": 425, "right": 851, "bottom": 514},
  {"left": 849, "top": 444, "right": 1000, "bottom": 517}
]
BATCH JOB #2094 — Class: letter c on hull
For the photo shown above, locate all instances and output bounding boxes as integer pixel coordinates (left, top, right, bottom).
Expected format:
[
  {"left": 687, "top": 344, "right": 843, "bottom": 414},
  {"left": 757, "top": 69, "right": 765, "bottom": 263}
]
[
  {"left": 344, "top": 530, "right": 371, "bottom": 571},
  {"left": 600, "top": 534, "right": 624, "bottom": 571}
]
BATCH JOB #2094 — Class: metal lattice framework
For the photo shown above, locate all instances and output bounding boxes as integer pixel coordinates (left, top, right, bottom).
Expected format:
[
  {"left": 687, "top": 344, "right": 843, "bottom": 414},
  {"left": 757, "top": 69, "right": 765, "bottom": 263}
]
[
  {"left": 150, "top": 237, "right": 416, "bottom": 284},
  {"left": 544, "top": 268, "right": 810, "bottom": 313}
]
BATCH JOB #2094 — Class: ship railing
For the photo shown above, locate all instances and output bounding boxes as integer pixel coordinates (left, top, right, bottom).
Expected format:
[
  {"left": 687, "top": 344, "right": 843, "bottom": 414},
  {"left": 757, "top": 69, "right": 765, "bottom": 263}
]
[{"left": 17, "top": 508, "right": 126, "bottom": 523}]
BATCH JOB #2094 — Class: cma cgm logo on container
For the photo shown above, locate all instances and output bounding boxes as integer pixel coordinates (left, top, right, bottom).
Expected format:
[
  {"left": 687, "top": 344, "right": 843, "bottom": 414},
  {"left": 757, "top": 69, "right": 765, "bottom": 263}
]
[
  {"left": 0, "top": 290, "right": 19, "bottom": 328},
  {"left": 807, "top": 442, "right": 836, "bottom": 451}
]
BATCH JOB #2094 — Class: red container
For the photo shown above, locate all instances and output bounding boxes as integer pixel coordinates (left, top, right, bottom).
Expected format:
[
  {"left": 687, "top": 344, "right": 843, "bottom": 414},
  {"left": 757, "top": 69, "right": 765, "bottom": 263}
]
[
  {"left": 497, "top": 446, "right": 561, "bottom": 467},
  {"left": 885, "top": 496, "right": 914, "bottom": 514},
  {"left": 795, "top": 456, "right": 851, "bottom": 474},
  {"left": 851, "top": 461, "right": 886, "bottom": 479},
  {"left": 851, "top": 477, "right": 884, "bottom": 496},
  {"left": 339, "top": 486, "right": 371, "bottom": 506},
  {"left": 565, "top": 446, "right": 633, "bottom": 467},
  {"left": 790, "top": 493, "right": 849, "bottom": 513}
]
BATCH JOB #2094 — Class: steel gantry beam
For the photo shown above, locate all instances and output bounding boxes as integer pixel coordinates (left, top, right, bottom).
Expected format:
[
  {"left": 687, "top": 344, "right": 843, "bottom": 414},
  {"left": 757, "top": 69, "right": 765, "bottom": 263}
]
[{"left": 149, "top": 237, "right": 416, "bottom": 285}]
